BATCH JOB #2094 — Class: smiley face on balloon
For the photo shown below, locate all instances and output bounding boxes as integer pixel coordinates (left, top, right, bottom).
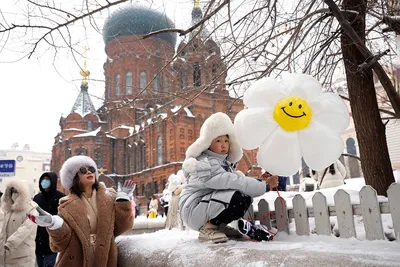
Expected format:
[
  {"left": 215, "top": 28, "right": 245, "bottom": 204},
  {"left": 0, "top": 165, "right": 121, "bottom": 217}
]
[{"left": 234, "top": 73, "right": 350, "bottom": 176}]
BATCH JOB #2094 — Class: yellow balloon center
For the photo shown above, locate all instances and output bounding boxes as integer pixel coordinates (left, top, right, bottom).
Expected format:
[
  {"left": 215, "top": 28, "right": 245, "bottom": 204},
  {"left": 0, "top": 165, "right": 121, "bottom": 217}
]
[{"left": 273, "top": 96, "right": 313, "bottom": 131}]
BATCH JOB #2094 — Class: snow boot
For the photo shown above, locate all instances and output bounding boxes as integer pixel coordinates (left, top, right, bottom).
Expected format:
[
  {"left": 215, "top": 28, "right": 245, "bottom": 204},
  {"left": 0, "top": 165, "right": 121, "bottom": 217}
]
[
  {"left": 237, "top": 219, "right": 274, "bottom": 241},
  {"left": 198, "top": 223, "right": 228, "bottom": 243}
]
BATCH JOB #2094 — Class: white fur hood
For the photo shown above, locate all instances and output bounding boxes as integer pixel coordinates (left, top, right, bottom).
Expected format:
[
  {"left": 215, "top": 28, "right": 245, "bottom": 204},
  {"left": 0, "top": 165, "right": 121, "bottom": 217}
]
[
  {"left": 60, "top": 155, "right": 99, "bottom": 191},
  {"left": 1, "top": 179, "right": 35, "bottom": 212},
  {"left": 185, "top": 112, "right": 243, "bottom": 163}
]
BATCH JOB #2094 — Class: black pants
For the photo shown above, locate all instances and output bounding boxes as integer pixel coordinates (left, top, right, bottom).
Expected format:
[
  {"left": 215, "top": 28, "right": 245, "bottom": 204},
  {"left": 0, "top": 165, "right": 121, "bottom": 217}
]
[{"left": 210, "top": 191, "right": 252, "bottom": 226}]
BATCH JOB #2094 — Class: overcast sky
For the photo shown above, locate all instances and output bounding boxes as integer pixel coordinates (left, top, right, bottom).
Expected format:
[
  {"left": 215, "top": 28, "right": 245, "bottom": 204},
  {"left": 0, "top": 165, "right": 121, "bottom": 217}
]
[{"left": 0, "top": 0, "right": 197, "bottom": 152}]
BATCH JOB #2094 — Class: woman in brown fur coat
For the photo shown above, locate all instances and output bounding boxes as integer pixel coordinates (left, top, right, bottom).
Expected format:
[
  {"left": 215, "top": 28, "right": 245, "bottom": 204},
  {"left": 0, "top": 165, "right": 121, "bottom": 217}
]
[{"left": 28, "top": 155, "right": 134, "bottom": 267}]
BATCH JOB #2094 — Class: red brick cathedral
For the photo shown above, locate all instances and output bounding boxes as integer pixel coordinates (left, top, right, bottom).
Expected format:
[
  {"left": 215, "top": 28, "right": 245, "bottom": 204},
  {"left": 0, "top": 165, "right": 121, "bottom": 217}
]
[{"left": 51, "top": 3, "right": 259, "bottom": 198}]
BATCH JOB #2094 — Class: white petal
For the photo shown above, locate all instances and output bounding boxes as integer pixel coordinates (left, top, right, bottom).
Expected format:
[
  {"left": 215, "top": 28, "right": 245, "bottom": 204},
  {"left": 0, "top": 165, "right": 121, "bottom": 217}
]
[
  {"left": 243, "top": 77, "right": 288, "bottom": 108},
  {"left": 299, "top": 122, "right": 344, "bottom": 170},
  {"left": 257, "top": 128, "right": 302, "bottom": 176},
  {"left": 234, "top": 107, "right": 278, "bottom": 150},
  {"left": 281, "top": 73, "right": 322, "bottom": 102},
  {"left": 309, "top": 93, "right": 350, "bottom": 132}
]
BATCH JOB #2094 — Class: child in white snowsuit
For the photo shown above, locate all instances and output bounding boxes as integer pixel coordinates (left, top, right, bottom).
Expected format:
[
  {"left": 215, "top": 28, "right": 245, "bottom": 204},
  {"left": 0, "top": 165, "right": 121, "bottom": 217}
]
[{"left": 179, "top": 112, "right": 278, "bottom": 243}]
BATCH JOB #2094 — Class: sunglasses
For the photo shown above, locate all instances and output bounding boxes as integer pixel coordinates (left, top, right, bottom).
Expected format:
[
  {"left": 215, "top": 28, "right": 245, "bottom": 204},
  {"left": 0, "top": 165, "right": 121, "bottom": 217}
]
[{"left": 79, "top": 166, "right": 96, "bottom": 174}]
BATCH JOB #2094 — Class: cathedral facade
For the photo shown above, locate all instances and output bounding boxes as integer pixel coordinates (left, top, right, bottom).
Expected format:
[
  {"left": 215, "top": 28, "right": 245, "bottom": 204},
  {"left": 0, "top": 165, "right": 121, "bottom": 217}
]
[{"left": 51, "top": 3, "right": 259, "bottom": 201}]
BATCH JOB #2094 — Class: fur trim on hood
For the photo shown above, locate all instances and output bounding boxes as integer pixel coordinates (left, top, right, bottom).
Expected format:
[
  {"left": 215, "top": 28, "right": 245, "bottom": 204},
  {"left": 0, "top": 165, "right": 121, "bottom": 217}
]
[
  {"left": 60, "top": 155, "right": 98, "bottom": 191},
  {"left": 1, "top": 179, "right": 35, "bottom": 212},
  {"left": 185, "top": 112, "right": 243, "bottom": 163}
]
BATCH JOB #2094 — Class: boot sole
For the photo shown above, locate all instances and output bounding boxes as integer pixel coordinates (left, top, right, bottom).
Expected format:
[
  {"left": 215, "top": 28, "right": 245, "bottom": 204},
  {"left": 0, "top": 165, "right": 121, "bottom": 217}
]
[{"left": 198, "top": 236, "right": 228, "bottom": 243}]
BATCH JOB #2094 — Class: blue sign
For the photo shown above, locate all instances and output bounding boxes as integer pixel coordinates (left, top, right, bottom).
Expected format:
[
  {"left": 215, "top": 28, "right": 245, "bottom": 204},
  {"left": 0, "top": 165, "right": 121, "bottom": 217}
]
[{"left": 0, "top": 160, "right": 16, "bottom": 177}]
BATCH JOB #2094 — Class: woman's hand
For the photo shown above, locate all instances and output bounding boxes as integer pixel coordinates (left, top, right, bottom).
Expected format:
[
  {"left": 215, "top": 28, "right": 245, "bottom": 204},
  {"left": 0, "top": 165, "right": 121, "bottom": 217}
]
[{"left": 261, "top": 172, "right": 279, "bottom": 188}]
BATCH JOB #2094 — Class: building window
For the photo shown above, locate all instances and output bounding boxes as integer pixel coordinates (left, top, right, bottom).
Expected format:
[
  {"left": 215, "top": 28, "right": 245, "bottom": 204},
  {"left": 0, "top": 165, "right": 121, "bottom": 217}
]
[
  {"left": 157, "top": 136, "right": 163, "bottom": 165},
  {"left": 115, "top": 74, "right": 120, "bottom": 96},
  {"left": 162, "top": 179, "right": 167, "bottom": 190},
  {"left": 193, "top": 62, "right": 201, "bottom": 87},
  {"left": 179, "top": 71, "right": 184, "bottom": 89},
  {"left": 107, "top": 79, "right": 111, "bottom": 99},
  {"left": 97, "top": 135, "right": 102, "bottom": 144},
  {"left": 96, "top": 152, "right": 102, "bottom": 168},
  {"left": 142, "top": 145, "right": 146, "bottom": 170},
  {"left": 135, "top": 146, "right": 139, "bottom": 171},
  {"left": 154, "top": 181, "right": 159, "bottom": 194},
  {"left": 141, "top": 184, "right": 145, "bottom": 196},
  {"left": 88, "top": 120, "right": 92, "bottom": 131},
  {"left": 140, "top": 72, "right": 147, "bottom": 94},
  {"left": 212, "top": 64, "right": 218, "bottom": 80},
  {"left": 126, "top": 71, "right": 133, "bottom": 95},
  {"left": 135, "top": 185, "right": 139, "bottom": 196},
  {"left": 154, "top": 74, "right": 160, "bottom": 92},
  {"left": 164, "top": 78, "right": 169, "bottom": 93}
]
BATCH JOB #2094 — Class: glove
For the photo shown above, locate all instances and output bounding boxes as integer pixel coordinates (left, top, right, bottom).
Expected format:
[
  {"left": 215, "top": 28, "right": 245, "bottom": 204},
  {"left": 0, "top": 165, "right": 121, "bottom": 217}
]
[
  {"left": 27, "top": 206, "right": 54, "bottom": 227},
  {"left": 116, "top": 180, "right": 136, "bottom": 201}
]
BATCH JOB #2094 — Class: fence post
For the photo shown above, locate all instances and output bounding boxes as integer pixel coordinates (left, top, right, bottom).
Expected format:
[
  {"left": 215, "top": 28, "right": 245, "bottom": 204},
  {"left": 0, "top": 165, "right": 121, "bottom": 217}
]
[
  {"left": 312, "top": 192, "right": 331, "bottom": 235},
  {"left": 360, "top": 186, "right": 384, "bottom": 240},
  {"left": 258, "top": 199, "right": 271, "bottom": 229},
  {"left": 275, "top": 197, "right": 289, "bottom": 234},
  {"left": 387, "top": 183, "right": 400, "bottom": 241},
  {"left": 334, "top": 189, "right": 356, "bottom": 238},
  {"left": 293, "top": 194, "right": 309, "bottom": 235}
]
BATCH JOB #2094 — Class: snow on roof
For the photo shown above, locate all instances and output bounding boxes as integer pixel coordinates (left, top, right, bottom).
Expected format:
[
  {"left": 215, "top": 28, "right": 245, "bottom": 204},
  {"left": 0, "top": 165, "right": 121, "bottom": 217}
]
[
  {"left": 63, "top": 128, "right": 87, "bottom": 132},
  {"left": 184, "top": 107, "right": 195, "bottom": 117},
  {"left": 72, "top": 127, "right": 101, "bottom": 138},
  {"left": 171, "top": 105, "right": 195, "bottom": 117}
]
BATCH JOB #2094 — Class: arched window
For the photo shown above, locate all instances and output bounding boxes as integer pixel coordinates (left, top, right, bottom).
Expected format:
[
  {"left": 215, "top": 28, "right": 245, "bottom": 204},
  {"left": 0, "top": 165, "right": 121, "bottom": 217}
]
[
  {"left": 193, "top": 62, "right": 201, "bottom": 87},
  {"left": 126, "top": 72, "right": 133, "bottom": 95},
  {"left": 107, "top": 79, "right": 111, "bottom": 99},
  {"left": 96, "top": 152, "right": 102, "bottom": 168},
  {"left": 162, "top": 179, "right": 167, "bottom": 190},
  {"left": 346, "top": 137, "right": 357, "bottom": 155},
  {"left": 212, "top": 64, "right": 218, "bottom": 80},
  {"left": 157, "top": 136, "right": 163, "bottom": 165},
  {"left": 135, "top": 185, "right": 139, "bottom": 196},
  {"left": 87, "top": 120, "right": 92, "bottom": 131},
  {"left": 141, "top": 184, "right": 145, "bottom": 196},
  {"left": 154, "top": 181, "right": 159, "bottom": 194},
  {"left": 115, "top": 74, "right": 120, "bottom": 96},
  {"left": 97, "top": 135, "right": 102, "bottom": 144},
  {"left": 154, "top": 74, "right": 160, "bottom": 92},
  {"left": 140, "top": 72, "right": 147, "bottom": 94}
]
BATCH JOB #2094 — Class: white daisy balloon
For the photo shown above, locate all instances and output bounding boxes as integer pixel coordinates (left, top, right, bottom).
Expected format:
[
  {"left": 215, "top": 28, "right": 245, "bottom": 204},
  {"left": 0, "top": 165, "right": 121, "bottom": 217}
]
[{"left": 234, "top": 73, "right": 350, "bottom": 176}]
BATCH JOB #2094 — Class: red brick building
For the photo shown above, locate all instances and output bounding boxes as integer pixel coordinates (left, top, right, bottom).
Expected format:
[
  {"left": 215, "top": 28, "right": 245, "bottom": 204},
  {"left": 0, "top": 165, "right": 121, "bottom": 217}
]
[{"left": 51, "top": 4, "right": 259, "bottom": 203}]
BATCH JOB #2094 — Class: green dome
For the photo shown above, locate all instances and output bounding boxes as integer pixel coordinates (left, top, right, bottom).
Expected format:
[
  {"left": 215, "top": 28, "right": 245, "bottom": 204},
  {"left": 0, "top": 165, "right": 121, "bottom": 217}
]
[{"left": 103, "top": 5, "right": 177, "bottom": 46}]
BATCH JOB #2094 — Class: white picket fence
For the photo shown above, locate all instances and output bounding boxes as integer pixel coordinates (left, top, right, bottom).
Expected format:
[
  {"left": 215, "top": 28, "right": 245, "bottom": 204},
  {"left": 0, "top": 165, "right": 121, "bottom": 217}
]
[{"left": 247, "top": 183, "right": 400, "bottom": 241}]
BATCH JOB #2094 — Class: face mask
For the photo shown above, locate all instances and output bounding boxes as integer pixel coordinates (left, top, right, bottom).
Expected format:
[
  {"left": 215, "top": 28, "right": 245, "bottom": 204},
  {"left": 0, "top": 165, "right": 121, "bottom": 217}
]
[
  {"left": 41, "top": 179, "right": 51, "bottom": 189},
  {"left": 11, "top": 193, "right": 19, "bottom": 201}
]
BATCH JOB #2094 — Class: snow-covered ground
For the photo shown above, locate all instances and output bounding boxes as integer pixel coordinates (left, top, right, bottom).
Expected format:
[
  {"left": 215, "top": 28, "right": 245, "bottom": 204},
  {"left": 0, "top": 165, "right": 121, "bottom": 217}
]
[{"left": 117, "top": 175, "right": 400, "bottom": 266}]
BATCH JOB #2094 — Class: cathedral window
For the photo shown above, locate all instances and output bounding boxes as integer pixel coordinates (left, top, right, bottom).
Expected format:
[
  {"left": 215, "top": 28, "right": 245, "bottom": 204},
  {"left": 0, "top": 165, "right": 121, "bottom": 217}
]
[
  {"left": 97, "top": 135, "right": 102, "bottom": 144},
  {"left": 115, "top": 74, "right": 120, "bottom": 96},
  {"left": 142, "top": 145, "right": 146, "bottom": 169},
  {"left": 179, "top": 71, "right": 184, "bottom": 89},
  {"left": 212, "top": 64, "right": 218, "bottom": 80},
  {"left": 140, "top": 72, "right": 147, "bottom": 95},
  {"left": 88, "top": 120, "right": 93, "bottom": 131},
  {"left": 154, "top": 74, "right": 160, "bottom": 92},
  {"left": 96, "top": 152, "right": 102, "bottom": 168},
  {"left": 135, "top": 146, "right": 139, "bottom": 171},
  {"left": 156, "top": 136, "right": 163, "bottom": 165},
  {"left": 141, "top": 184, "right": 145, "bottom": 196},
  {"left": 193, "top": 63, "right": 201, "bottom": 87},
  {"left": 162, "top": 179, "right": 167, "bottom": 190},
  {"left": 107, "top": 79, "right": 111, "bottom": 99},
  {"left": 154, "top": 181, "right": 159, "bottom": 194},
  {"left": 126, "top": 72, "right": 133, "bottom": 95},
  {"left": 164, "top": 78, "right": 169, "bottom": 93}
]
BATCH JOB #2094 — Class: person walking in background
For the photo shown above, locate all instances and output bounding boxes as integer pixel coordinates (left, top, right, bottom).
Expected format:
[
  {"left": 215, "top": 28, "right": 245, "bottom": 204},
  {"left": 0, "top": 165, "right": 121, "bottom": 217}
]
[
  {"left": 27, "top": 155, "right": 134, "bottom": 267},
  {"left": 160, "top": 185, "right": 171, "bottom": 217},
  {"left": 33, "top": 172, "right": 65, "bottom": 267},
  {"left": 148, "top": 195, "right": 158, "bottom": 219},
  {"left": 0, "top": 180, "right": 38, "bottom": 267}
]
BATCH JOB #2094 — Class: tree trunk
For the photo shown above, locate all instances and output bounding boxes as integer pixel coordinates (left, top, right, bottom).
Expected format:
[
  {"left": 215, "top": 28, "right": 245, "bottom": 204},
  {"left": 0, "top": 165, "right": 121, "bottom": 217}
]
[{"left": 341, "top": 0, "right": 395, "bottom": 196}]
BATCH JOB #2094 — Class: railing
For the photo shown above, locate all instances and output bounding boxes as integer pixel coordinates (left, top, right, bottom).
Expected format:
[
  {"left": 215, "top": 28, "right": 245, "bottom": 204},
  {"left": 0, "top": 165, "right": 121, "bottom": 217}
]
[{"left": 248, "top": 183, "right": 400, "bottom": 241}]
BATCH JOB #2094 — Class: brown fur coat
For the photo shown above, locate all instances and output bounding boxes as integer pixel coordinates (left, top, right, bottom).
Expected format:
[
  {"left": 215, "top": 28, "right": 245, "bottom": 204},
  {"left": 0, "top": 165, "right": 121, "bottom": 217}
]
[{"left": 47, "top": 185, "right": 133, "bottom": 267}]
